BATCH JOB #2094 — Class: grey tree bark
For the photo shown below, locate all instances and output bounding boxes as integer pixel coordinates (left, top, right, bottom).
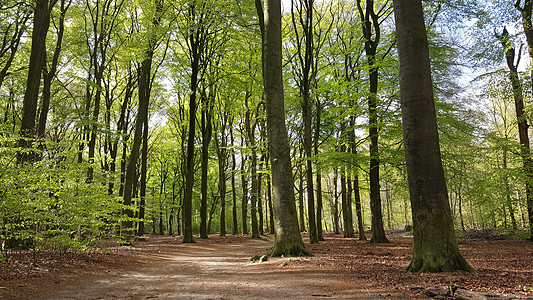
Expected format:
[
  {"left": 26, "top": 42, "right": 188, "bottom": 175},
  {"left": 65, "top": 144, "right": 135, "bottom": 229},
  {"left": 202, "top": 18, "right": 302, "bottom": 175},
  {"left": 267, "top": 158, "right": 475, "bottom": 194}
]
[
  {"left": 261, "top": 0, "right": 309, "bottom": 256},
  {"left": 394, "top": 0, "right": 473, "bottom": 272}
]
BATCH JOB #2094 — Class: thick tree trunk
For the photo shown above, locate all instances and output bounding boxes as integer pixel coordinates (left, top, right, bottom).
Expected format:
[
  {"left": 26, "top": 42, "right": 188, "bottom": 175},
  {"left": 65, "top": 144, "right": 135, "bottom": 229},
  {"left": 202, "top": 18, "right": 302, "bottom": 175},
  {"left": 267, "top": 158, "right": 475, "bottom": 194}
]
[
  {"left": 394, "top": 0, "right": 473, "bottom": 272},
  {"left": 262, "top": 0, "right": 309, "bottom": 256}
]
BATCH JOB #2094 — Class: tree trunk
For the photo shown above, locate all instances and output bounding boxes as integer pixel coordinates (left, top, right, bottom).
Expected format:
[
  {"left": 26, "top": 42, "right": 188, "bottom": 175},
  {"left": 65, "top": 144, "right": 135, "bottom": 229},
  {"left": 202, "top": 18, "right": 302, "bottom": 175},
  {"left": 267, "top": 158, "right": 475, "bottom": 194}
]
[
  {"left": 497, "top": 28, "right": 533, "bottom": 240},
  {"left": 267, "top": 171, "right": 275, "bottom": 234},
  {"left": 261, "top": 0, "right": 309, "bottom": 256},
  {"left": 356, "top": 0, "right": 389, "bottom": 243},
  {"left": 231, "top": 128, "right": 239, "bottom": 235},
  {"left": 200, "top": 94, "right": 212, "bottom": 239},
  {"left": 241, "top": 144, "right": 248, "bottom": 235},
  {"left": 333, "top": 169, "right": 340, "bottom": 234},
  {"left": 137, "top": 117, "right": 148, "bottom": 236},
  {"left": 122, "top": 51, "right": 152, "bottom": 237},
  {"left": 394, "top": 0, "right": 473, "bottom": 272},
  {"left": 18, "top": 0, "right": 55, "bottom": 163},
  {"left": 38, "top": 0, "right": 69, "bottom": 140},
  {"left": 298, "top": 158, "right": 306, "bottom": 232}
]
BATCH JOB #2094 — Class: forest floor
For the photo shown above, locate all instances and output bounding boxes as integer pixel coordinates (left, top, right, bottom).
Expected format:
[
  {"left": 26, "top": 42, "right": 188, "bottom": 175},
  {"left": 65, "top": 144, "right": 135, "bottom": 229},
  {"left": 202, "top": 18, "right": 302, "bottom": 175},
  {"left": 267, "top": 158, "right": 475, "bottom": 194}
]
[{"left": 1, "top": 231, "right": 533, "bottom": 299}]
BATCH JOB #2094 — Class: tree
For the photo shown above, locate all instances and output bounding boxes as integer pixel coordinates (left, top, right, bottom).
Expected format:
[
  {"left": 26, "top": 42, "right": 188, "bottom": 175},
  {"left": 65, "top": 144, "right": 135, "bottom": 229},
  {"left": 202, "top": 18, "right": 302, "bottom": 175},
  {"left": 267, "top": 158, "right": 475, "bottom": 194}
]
[
  {"left": 394, "top": 0, "right": 473, "bottom": 272},
  {"left": 356, "top": 0, "right": 391, "bottom": 243},
  {"left": 497, "top": 28, "right": 533, "bottom": 241},
  {"left": 260, "top": 0, "right": 309, "bottom": 256},
  {"left": 122, "top": 0, "right": 163, "bottom": 237},
  {"left": 290, "top": 0, "right": 318, "bottom": 244},
  {"left": 18, "top": 0, "right": 59, "bottom": 163}
]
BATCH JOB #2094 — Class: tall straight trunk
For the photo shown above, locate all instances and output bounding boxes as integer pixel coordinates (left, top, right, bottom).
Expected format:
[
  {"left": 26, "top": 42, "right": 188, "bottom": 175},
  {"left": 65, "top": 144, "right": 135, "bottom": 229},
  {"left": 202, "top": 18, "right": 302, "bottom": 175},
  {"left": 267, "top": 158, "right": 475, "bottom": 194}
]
[
  {"left": 250, "top": 144, "right": 260, "bottom": 238},
  {"left": 215, "top": 114, "right": 228, "bottom": 237},
  {"left": 353, "top": 176, "right": 366, "bottom": 240},
  {"left": 231, "top": 129, "right": 238, "bottom": 235},
  {"left": 314, "top": 100, "right": 324, "bottom": 241},
  {"left": 503, "top": 150, "right": 518, "bottom": 230},
  {"left": 333, "top": 169, "right": 340, "bottom": 234},
  {"left": 291, "top": 0, "right": 317, "bottom": 245},
  {"left": 394, "top": 0, "right": 472, "bottom": 272},
  {"left": 261, "top": 0, "right": 309, "bottom": 256},
  {"left": 18, "top": 0, "right": 56, "bottom": 163},
  {"left": 368, "top": 67, "right": 388, "bottom": 243},
  {"left": 497, "top": 28, "right": 533, "bottom": 240},
  {"left": 241, "top": 144, "right": 248, "bottom": 235},
  {"left": 357, "top": 0, "right": 389, "bottom": 243},
  {"left": 339, "top": 125, "right": 354, "bottom": 238},
  {"left": 298, "top": 160, "right": 306, "bottom": 232},
  {"left": 341, "top": 167, "right": 353, "bottom": 238},
  {"left": 137, "top": 117, "right": 148, "bottom": 236},
  {"left": 199, "top": 96, "right": 212, "bottom": 239},
  {"left": 267, "top": 171, "right": 275, "bottom": 234},
  {"left": 182, "top": 4, "right": 202, "bottom": 243},
  {"left": 258, "top": 154, "right": 264, "bottom": 236}
]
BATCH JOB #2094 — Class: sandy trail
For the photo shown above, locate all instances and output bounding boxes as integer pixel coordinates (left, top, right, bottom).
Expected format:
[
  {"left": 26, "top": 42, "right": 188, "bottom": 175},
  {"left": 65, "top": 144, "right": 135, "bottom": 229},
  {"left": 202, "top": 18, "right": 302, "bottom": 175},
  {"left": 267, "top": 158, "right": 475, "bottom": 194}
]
[{"left": 38, "top": 235, "right": 406, "bottom": 300}]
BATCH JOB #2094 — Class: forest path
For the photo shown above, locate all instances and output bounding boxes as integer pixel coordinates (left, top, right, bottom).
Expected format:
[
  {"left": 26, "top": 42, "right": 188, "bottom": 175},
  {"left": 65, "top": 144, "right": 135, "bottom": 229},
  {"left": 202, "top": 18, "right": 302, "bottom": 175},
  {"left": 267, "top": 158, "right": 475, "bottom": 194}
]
[{"left": 40, "top": 234, "right": 407, "bottom": 300}]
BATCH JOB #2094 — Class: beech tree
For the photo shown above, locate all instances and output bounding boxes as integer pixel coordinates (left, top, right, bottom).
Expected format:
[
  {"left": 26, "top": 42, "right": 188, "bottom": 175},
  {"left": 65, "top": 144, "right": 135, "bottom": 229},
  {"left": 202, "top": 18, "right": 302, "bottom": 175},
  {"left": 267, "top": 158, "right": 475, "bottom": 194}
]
[
  {"left": 260, "top": 0, "right": 309, "bottom": 256},
  {"left": 18, "top": 0, "right": 58, "bottom": 163},
  {"left": 394, "top": 0, "right": 473, "bottom": 272}
]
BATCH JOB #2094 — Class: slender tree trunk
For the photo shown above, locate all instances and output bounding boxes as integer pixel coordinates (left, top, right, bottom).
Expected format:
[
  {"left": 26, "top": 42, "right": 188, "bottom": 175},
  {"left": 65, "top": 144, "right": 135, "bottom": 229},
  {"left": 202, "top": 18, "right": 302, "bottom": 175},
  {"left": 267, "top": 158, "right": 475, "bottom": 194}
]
[
  {"left": 38, "top": 0, "right": 69, "bottom": 140},
  {"left": 497, "top": 28, "right": 533, "bottom": 240},
  {"left": 354, "top": 176, "right": 366, "bottom": 240},
  {"left": 333, "top": 169, "right": 340, "bottom": 234},
  {"left": 394, "top": 0, "right": 472, "bottom": 272},
  {"left": 250, "top": 143, "right": 260, "bottom": 238},
  {"left": 137, "top": 117, "right": 148, "bottom": 236},
  {"left": 298, "top": 159, "right": 306, "bottom": 232},
  {"left": 122, "top": 51, "right": 152, "bottom": 237},
  {"left": 267, "top": 171, "right": 275, "bottom": 234},
  {"left": 200, "top": 95, "right": 212, "bottom": 239},
  {"left": 314, "top": 102, "right": 324, "bottom": 241},
  {"left": 241, "top": 144, "right": 248, "bottom": 235},
  {"left": 261, "top": 0, "right": 309, "bottom": 256},
  {"left": 18, "top": 0, "right": 56, "bottom": 163},
  {"left": 258, "top": 155, "right": 264, "bottom": 236},
  {"left": 231, "top": 129, "right": 238, "bottom": 235}
]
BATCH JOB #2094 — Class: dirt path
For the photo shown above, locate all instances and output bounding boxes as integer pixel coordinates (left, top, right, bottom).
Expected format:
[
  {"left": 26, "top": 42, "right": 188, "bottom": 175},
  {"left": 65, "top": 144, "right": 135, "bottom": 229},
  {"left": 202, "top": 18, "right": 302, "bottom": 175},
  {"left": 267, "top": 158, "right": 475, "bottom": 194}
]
[
  {"left": 32, "top": 235, "right": 407, "bottom": 300},
  {"left": 4, "top": 232, "right": 533, "bottom": 299}
]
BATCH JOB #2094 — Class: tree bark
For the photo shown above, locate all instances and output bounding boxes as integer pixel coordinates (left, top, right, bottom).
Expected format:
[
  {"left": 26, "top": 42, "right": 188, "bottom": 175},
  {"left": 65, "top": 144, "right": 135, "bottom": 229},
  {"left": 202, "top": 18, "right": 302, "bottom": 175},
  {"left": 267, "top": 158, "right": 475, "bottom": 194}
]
[
  {"left": 357, "top": 0, "right": 389, "bottom": 243},
  {"left": 18, "top": 0, "right": 56, "bottom": 163},
  {"left": 199, "top": 92, "right": 213, "bottom": 239},
  {"left": 497, "top": 28, "right": 533, "bottom": 241},
  {"left": 231, "top": 128, "right": 239, "bottom": 235},
  {"left": 394, "top": 0, "right": 473, "bottom": 272},
  {"left": 262, "top": 0, "right": 309, "bottom": 256},
  {"left": 37, "top": 0, "right": 69, "bottom": 140}
]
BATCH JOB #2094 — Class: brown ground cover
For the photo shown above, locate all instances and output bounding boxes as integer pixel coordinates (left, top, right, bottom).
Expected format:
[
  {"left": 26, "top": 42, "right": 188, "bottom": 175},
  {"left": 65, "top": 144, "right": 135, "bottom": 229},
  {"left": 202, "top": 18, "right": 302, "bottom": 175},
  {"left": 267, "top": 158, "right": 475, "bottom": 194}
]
[{"left": 0, "top": 231, "right": 532, "bottom": 299}]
